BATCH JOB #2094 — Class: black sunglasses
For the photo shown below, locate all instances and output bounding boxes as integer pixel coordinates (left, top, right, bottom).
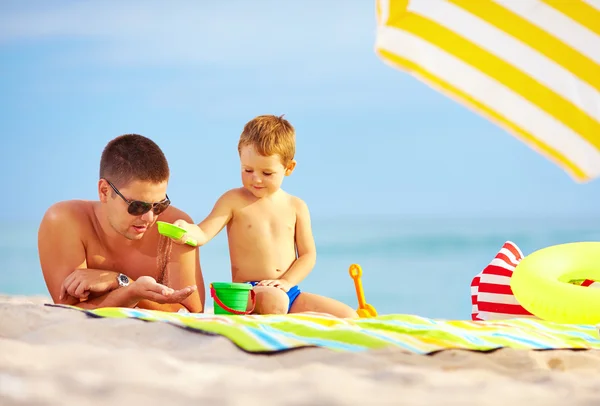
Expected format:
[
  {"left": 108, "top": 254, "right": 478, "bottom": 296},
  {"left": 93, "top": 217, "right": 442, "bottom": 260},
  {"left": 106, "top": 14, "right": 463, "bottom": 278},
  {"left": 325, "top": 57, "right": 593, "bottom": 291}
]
[{"left": 104, "top": 179, "right": 171, "bottom": 216}]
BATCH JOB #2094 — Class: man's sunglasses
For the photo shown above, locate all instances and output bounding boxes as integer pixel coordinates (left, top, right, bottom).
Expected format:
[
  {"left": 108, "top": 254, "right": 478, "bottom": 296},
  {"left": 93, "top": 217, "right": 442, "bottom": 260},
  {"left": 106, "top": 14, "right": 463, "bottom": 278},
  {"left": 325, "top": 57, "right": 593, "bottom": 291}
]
[{"left": 104, "top": 179, "right": 171, "bottom": 216}]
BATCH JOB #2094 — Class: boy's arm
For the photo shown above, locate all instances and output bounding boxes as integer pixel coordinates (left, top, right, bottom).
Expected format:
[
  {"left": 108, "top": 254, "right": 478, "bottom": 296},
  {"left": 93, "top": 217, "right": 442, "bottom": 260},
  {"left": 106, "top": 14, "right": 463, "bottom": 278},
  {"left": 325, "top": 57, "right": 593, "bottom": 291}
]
[
  {"left": 174, "top": 191, "right": 236, "bottom": 246},
  {"left": 280, "top": 198, "right": 317, "bottom": 286}
]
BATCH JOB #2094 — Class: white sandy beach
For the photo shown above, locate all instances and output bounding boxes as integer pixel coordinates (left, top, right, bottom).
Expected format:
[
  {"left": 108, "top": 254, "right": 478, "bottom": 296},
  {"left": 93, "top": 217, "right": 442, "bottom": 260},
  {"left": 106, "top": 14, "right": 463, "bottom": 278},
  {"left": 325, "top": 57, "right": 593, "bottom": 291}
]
[{"left": 2, "top": 295, "right": 600, "bottom": 406}]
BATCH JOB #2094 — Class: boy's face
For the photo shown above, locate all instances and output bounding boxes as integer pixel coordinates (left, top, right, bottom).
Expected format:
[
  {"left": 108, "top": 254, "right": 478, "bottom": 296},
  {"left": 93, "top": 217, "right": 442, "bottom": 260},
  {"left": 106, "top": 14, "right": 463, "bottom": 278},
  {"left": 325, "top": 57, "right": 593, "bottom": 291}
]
[{"left": 239, "top": 144, "right": 295, "bottom": 198}]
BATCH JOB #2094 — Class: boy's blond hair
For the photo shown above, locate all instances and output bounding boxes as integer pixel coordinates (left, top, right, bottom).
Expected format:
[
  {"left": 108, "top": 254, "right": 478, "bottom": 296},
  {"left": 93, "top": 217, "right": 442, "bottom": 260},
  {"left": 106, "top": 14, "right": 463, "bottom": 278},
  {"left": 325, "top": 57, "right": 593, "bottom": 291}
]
[{"left": 238, "top": 115, "right": 295, "bottom": 165}]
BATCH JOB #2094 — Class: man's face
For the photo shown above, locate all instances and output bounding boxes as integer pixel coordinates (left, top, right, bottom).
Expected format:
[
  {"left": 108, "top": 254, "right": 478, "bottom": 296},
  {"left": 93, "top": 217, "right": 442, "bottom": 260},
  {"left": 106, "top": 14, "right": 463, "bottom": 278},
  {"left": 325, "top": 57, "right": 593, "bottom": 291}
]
[{"left": 100, "top": 179, "right": 169, "bottom": 240}]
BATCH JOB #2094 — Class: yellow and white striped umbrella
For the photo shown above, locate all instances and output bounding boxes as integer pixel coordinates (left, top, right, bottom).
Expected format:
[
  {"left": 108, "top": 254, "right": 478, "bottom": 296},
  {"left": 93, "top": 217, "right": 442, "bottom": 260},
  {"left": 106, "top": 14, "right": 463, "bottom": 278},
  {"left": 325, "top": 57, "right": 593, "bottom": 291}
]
[{"left": 375, "top": 0, "right": 600, "bottom": 182}]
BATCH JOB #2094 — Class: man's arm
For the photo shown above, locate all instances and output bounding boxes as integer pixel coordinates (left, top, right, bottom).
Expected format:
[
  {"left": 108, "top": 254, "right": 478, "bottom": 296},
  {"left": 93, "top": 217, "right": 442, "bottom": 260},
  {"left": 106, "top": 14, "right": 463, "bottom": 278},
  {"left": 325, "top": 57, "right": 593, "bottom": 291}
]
[
  {"left": 140, "top": 209, "right": 205, "bottom": 313},
  {"left": 280, "top": 198, "right": 317, "bottom": 286},
  {"left": 59, "top": 268, "right": 121, "bottom": 301},
  {"left": 39, "top": 202, "right": 93, "bottom": 304},
  {"left": 38, "top": 203, "right": 139, "bottom": 308},
  {"left": 135, "top": 244, "right": 204, "bottom": 313},
  {"left": 69, "top": 284, "right": 141, "bottom": 309},
  {"left": 75, "top": 276, "right": 195, "bottom": 309},
  {"left": 58, "top": 268, "right": 196, "bottom": 311},
  {"left": 138, "top": 241, "right": 204, "bottom": 313}
]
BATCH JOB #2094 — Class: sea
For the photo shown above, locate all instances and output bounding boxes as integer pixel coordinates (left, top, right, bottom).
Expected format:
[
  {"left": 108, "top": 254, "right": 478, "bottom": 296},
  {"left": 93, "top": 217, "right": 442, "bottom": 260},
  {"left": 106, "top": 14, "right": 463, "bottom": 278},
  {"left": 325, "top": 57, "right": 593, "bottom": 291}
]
[{"left": 1, "top": 215, "right": 599, "bottom": 320}]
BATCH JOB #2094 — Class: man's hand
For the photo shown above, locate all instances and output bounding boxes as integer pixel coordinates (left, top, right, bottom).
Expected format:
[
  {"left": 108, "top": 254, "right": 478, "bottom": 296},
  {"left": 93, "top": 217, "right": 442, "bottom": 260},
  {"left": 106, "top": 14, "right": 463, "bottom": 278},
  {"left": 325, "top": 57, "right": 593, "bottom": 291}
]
[
  {"left": 60, "top": 269, "right": 119, "bottom": 301},
  {"left": 131, "top": 276, "right": 197, "bottom": 304},
  {"left": 256, "top": 279, "right": 293, "bottom": 292}
]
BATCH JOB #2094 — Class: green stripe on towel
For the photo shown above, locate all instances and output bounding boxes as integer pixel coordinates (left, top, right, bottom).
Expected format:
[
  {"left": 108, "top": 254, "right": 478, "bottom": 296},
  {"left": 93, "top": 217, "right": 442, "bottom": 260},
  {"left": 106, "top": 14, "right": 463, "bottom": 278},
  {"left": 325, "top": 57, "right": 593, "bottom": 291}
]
[{"left": 49, "top": 305, "right": 600, "bottom": 354}]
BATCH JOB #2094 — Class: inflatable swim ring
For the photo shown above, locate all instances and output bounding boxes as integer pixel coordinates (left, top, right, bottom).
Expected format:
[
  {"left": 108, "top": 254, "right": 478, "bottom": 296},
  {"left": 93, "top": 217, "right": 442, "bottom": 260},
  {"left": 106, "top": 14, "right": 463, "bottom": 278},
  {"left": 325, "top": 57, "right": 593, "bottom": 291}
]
[{"left": 510, "top": 242, "right": 600, "bottom": 325}]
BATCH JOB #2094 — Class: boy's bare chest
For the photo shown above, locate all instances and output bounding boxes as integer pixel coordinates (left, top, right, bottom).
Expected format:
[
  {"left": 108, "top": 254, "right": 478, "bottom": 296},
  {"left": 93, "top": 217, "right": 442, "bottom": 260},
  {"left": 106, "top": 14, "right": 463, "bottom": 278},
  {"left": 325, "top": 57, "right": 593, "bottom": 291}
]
[{"left": 231, "top": 205, "right": 296, "bottom": 237}]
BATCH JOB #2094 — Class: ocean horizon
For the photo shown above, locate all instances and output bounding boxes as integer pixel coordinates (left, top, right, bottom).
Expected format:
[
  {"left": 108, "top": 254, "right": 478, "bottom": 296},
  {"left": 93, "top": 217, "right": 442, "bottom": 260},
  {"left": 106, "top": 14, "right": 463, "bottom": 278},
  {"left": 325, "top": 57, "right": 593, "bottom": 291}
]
[{"left": 2, "top": 214, "right": 599, "bottom": 320}]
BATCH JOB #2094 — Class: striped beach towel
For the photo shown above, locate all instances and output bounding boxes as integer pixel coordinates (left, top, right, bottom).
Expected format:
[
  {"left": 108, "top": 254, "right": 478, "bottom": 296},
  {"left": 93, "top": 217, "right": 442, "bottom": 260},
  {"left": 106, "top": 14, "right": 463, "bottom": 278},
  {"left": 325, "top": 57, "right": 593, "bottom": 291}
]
[
  {"left": 50, "top": 304, "right": 600, "bottom": 354},
  {"left": 471, "top": 241, "right": 600, "bottom": 321},
  {"left": 375, "top": 0, "right": 600, "bottom": 182}
]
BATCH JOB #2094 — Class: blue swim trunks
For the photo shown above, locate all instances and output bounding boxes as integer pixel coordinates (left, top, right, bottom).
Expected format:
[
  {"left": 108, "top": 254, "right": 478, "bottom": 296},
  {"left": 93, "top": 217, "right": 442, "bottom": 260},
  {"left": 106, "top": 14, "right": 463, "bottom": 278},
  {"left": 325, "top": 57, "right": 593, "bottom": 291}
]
[{"left": 248, "top": 281, "right": 302, "bottom": 312}]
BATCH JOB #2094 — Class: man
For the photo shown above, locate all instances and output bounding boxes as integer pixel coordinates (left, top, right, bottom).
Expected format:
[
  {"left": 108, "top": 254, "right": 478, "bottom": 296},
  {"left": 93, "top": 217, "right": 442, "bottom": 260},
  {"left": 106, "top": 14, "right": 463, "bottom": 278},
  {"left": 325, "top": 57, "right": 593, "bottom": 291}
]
[{"left": 38, "top": 134, "right": 204, "bottom": 312}]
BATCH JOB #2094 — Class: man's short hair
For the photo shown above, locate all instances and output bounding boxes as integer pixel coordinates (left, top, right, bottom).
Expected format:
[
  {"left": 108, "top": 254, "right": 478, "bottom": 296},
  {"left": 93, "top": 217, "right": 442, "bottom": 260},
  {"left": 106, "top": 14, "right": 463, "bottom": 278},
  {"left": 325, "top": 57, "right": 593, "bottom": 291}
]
[{"left": 99, "top": 134, "right": 170, "bottom": 186}]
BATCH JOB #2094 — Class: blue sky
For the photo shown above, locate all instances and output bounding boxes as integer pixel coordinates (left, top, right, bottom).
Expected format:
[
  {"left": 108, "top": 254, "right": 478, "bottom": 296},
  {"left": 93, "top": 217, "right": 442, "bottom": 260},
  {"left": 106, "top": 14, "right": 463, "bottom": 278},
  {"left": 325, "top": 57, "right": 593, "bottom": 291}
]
[{"left": 1, "top": 0, "right": 598, "bottom": 225}]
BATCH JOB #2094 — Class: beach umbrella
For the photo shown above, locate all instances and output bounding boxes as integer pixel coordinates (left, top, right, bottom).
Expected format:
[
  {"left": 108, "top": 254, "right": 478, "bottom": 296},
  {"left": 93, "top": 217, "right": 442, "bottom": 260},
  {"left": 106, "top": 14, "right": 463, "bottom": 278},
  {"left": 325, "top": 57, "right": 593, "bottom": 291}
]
[{"left": 374, "top": 0, "right": 600, "bottom": 182}]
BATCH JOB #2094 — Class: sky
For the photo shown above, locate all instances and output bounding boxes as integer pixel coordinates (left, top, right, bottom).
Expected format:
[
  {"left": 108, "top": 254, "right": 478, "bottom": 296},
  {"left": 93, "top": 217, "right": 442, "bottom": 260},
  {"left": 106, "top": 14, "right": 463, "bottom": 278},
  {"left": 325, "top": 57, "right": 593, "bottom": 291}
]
[{"left": 1, "top": 0, "right": 599, "bottom": 226}]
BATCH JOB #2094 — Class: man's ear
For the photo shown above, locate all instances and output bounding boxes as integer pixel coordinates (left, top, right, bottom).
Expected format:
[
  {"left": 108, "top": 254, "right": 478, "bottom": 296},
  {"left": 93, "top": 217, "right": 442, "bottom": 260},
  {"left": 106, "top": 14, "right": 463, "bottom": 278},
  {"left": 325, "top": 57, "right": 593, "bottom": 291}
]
[
  {"left": 285, "top": 160, "right": 297, "bottom": 176},
  {"left": 98, "top": 179, "right": 110, "bottom": 203}
]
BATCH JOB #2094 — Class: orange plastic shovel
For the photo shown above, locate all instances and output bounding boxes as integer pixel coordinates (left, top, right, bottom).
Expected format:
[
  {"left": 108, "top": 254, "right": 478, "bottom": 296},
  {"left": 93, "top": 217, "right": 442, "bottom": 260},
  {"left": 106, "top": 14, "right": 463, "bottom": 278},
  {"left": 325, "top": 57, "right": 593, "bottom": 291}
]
[{"left": 349, "top": 263, "right": 378, "bottom": 318}]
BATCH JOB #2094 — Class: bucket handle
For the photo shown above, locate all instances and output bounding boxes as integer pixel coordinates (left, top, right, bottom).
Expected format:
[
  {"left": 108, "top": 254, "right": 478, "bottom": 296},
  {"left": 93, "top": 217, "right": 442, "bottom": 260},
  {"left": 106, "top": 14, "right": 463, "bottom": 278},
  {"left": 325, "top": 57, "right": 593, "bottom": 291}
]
[{"left": 210, "top": 285, "right": 256, "bottom": 315}]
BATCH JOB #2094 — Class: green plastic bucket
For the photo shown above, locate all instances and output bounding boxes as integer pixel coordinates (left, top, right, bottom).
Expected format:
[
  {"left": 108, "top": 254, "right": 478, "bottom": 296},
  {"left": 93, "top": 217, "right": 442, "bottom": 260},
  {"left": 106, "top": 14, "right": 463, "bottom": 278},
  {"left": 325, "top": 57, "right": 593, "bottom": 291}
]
[{"left": 210, "top": 282, "right": 256, "bottom": 315}]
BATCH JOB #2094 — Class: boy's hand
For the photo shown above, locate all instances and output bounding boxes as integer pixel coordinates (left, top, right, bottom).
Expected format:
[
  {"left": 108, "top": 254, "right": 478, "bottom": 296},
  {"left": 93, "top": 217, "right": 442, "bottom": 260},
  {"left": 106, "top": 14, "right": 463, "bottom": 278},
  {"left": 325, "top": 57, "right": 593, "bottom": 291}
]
[
  {"left": 173, "top": 219, "right": 192, "bottom": 230},
  {"left": 257, "top": 279, "right": 293, "bottom": 292},
  {"left": 172, "top": 219, "right": 194, "bottom": 245}
]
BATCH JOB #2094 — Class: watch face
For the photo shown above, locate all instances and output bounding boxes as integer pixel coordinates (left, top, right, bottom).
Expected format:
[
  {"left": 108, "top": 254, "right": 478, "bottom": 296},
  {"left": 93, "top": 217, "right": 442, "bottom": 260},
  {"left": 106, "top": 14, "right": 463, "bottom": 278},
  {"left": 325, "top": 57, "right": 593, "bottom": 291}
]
[{"left": 119, "top": 274, "right": 129, "bottom": 285}]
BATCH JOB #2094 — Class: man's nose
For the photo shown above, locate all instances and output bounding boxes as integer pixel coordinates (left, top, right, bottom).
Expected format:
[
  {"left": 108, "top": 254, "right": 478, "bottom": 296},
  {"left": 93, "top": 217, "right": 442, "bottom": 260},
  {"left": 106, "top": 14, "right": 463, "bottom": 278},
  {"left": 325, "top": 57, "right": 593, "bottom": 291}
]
[{"left": 141, "top": 209, "right": 155, "bottom": 222}]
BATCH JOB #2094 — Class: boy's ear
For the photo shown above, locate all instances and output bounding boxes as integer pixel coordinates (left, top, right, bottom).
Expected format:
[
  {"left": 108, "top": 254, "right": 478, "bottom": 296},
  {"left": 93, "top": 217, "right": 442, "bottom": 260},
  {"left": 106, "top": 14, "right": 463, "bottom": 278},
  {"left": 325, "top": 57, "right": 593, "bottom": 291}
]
[{"left": 285, "top": 160, "right": 297, "bottom": 176}]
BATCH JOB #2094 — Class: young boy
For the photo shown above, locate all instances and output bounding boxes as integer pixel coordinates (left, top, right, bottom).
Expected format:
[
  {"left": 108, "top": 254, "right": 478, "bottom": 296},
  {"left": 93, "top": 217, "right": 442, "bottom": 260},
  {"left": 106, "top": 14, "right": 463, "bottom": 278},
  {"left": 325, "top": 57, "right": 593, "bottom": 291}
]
[{"left": 170, "top": 115, "right": 358, "bottom": 318}]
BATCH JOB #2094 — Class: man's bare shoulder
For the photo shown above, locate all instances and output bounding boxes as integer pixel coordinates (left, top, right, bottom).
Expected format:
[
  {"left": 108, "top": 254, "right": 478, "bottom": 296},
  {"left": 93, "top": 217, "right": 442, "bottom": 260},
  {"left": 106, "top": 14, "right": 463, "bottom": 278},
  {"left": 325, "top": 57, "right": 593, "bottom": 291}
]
[
  {"left": 159, "top": 205, "right": 195, "bottom": 223},
  {"left": 38, "top": 200, "right": 96, "bottom": 250},
  {"left": 40, "top": 200, "right": 94, "bottom": 228}
]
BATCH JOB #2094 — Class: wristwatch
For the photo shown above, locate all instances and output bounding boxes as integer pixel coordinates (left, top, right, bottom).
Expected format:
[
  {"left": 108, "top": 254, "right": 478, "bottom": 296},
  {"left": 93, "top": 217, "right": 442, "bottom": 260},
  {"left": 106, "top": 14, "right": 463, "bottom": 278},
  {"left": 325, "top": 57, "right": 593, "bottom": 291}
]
[{"left": 117, "top": 273, "right": 130, "bottom": 287}]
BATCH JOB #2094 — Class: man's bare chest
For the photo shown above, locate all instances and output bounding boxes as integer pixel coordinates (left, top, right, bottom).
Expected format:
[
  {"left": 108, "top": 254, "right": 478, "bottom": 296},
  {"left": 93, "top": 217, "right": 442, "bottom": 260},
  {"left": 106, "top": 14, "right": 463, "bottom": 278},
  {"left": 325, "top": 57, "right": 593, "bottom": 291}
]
[{"left": 85, "top": 245, "right": 159, "bottom": 280}]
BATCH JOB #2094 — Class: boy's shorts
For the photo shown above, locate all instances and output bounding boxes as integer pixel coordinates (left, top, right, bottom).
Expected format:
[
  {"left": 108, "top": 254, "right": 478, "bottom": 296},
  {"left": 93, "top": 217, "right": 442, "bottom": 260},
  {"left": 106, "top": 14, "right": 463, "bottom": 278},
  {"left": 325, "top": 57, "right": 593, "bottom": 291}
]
[{"left": 248, "top": 281, "right": 302, "bottom": 312}]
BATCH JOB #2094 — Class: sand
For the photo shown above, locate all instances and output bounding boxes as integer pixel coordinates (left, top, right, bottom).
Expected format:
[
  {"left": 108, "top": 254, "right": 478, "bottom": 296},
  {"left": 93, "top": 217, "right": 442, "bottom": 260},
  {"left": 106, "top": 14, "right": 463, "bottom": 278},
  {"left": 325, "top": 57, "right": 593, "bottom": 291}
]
[{"left": 2, "top": 295, "right": 600, "bottom": 405}]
